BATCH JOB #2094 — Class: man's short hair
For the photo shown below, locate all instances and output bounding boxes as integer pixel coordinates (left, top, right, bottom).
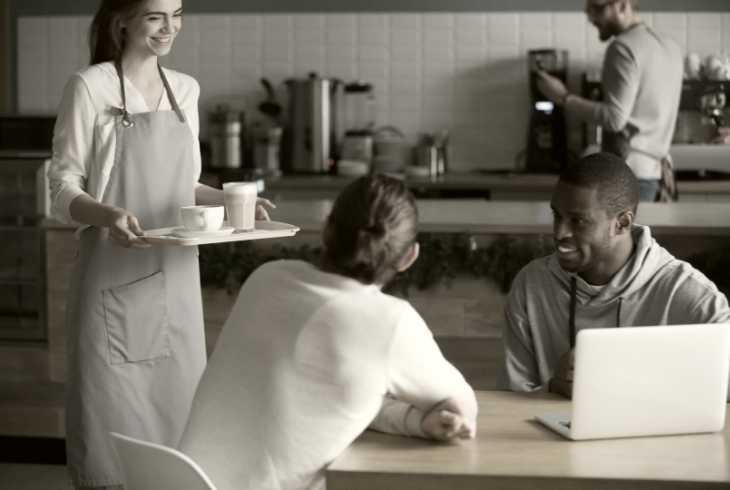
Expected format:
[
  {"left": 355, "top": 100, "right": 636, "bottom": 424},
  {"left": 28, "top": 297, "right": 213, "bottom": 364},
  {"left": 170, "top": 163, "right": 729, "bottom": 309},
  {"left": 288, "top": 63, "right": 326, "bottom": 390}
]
[{"left": 558, "top": 152, "right": 640, "bottom": 215}]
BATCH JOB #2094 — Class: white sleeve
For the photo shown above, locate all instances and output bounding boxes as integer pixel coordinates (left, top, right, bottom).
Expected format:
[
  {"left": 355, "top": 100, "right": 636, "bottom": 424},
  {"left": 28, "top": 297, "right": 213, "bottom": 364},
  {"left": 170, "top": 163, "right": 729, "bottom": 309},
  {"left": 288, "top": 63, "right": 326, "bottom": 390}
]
[
  {"left": 368, "top": 396, "right": 427, "bottom": 438},
  {"left": 566, "top": 42, "right": 638, "bottom": 132},
  {"left": 385, "top": 304, "right": 477, "bottom": 425},
  {"left": 185, "top": 77, "right": 202, "bottom": 183},
  {"left": 499, "top": 269, "right": 543, "bottom": 392},
  {"left": 48, "top": 74, "right": 96, "bottom": 224}
]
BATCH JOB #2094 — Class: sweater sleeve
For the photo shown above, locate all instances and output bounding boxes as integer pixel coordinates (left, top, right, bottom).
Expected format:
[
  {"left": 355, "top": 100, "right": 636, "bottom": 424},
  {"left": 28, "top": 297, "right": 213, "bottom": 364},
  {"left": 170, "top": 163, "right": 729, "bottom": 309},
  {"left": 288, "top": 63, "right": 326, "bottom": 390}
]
[
  {"left": 368, "top": 396, "right": 427, "bottom": 438},
  {"left": 673, "top": 272, "right": 730, "bottom": 325},
  {"left": 186, "top": 77, "right": 202, "bottom": 183},
  {"left": 499, "top": 269, "right": 543, "bottom": 392},
  {"left": 567, "top": 41, "right": 638, "bottom": 132},
  {"left": 384, "top": 304, "right": 477, "bottom": 430},
  {"left": 48, "top": 74, "right": 96, "bottom": 224}
]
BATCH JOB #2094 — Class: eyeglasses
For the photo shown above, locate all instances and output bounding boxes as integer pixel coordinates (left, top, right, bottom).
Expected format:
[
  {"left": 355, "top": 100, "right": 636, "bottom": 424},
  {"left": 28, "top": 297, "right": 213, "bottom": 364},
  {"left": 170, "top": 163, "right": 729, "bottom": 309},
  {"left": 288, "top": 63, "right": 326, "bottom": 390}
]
[{"left": 585, "top": 0, "right": 620, "bottom": 16}]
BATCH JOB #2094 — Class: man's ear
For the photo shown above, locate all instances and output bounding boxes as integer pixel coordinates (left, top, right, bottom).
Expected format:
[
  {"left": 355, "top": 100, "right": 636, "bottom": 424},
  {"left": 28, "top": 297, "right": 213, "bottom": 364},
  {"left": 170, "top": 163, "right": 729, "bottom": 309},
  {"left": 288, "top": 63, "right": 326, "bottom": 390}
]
[
  {"left": 396, "top": 242, "right": 420, "bottom": 273},
  {"left": 615, "top": 210, "right": 634, "bottom": 234}
]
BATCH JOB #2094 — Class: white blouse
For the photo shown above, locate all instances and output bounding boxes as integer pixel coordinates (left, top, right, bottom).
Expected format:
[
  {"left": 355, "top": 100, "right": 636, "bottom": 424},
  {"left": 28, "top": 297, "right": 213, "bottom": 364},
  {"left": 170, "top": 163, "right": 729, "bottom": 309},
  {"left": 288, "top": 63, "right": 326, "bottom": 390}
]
[
  {"left": 47, "top": 61, "right": 201, "bottom": 225},
  {"left": 180, "top": 260, "right": 477, "bottom": 490}
]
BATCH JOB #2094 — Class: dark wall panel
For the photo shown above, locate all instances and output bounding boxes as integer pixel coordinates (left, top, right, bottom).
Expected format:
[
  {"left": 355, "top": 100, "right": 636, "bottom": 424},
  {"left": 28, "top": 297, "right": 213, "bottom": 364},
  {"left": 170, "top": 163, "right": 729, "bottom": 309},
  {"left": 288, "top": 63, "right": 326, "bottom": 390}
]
[{"left": 12, "top": 0, "right": 730, "bottom": 16}]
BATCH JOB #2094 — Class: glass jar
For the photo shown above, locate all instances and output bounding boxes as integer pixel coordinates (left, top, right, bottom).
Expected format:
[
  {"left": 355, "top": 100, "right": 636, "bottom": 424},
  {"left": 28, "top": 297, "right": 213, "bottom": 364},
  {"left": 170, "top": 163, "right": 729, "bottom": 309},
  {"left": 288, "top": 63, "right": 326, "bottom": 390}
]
[{"left": 343, "top": 82, "right": 375, "bottom": 133}]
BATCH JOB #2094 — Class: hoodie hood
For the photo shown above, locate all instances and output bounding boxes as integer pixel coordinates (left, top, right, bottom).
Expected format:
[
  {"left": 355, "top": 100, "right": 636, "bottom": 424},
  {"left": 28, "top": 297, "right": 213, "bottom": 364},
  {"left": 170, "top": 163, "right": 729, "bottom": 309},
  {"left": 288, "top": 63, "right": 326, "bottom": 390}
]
[{"left": 547, "top": 225, "right": 675, "bottom": 306}]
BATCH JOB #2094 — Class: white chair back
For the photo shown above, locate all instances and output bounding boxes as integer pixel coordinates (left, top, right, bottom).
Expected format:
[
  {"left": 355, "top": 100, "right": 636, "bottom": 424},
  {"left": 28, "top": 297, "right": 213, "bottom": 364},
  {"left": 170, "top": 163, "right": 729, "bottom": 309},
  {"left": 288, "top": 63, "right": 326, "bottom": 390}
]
[{"left": 110, "top": 432, "right": 217, "bottom": 490}]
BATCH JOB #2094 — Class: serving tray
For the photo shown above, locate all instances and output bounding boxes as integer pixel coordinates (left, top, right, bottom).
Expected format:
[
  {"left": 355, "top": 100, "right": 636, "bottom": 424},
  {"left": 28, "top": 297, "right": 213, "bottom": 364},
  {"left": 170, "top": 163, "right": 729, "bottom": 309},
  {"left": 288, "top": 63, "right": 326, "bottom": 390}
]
[{"left": 143, "top": 220, "right": 299, "bottom": 246}]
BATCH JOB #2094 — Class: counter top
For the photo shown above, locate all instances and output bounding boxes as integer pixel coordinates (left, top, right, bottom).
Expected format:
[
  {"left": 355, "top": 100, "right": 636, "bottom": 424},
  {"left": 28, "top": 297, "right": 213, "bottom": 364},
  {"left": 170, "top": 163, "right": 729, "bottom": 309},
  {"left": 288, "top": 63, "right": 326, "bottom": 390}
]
[
  {"left": 42, "top": 200, "right": 730, "bottom": 236},
  {"left": 257, "top": 172, "right": 730, "bottom": 195},
  {"left": 262, "top": 172, "right": 559, "bottom": 192},
  {"left": 327, "top": 390, "right": 730, "bottom": 490},
  {"left": 277, "top": 200, "right": 730, "bottom": 236}
]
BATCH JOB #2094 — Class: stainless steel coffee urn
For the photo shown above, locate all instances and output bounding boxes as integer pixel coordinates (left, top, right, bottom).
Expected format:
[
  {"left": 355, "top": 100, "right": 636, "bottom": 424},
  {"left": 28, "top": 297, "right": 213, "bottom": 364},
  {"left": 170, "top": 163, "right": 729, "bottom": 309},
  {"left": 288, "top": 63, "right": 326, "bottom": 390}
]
[
  {"left": 209, "top": 105, "right": 243, "bottom": 168},
  {"left": 284, "top": 74, "right": 343, "bottom": 173}
]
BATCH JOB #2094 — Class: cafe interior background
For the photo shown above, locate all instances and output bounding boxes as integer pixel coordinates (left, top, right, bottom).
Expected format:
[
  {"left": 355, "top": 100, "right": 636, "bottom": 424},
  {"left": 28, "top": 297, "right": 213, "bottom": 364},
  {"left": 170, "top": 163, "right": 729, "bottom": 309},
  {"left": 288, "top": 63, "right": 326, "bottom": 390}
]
[{"left": 2, "top": 0, "right": 730, "bottom": 486}]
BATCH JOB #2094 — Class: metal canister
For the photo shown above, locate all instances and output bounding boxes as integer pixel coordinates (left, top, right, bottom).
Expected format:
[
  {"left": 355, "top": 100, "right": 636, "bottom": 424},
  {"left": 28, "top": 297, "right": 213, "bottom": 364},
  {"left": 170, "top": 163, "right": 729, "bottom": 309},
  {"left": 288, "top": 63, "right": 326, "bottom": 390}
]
[
  {"left": 209, "top": 105, "right": 243, "bottom": 168},
  {"left": 417, "top": 144, "right": 439, "bottom": 176},
  {"left": 252, "top": 124, "right": 283, "bottom": 177}
]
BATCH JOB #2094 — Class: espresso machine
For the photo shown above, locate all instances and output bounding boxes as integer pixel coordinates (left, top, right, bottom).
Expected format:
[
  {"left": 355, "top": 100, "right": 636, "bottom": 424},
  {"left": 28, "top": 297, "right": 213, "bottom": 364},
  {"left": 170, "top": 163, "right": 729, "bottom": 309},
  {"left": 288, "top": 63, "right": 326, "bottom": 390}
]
[
  {"left": 526, "top": 49, "right": 569, "bottom": 173},
  {"left": 674, "top": 80, "right": 730, "bottom": 144}
]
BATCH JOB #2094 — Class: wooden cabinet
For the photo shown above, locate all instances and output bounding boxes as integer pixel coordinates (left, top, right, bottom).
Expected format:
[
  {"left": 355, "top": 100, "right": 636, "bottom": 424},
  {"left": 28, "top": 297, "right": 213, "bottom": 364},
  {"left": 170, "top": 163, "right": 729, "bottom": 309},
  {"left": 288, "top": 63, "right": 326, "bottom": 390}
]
[{"left": 0, "top": 159, "right": 46, "bottom": 341}]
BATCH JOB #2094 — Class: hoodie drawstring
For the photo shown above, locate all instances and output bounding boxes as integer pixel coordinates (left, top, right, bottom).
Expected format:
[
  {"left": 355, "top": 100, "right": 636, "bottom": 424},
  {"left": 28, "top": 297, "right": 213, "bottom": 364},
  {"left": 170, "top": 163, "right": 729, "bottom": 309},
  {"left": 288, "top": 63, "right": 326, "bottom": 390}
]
[
  {"left": 569, "top": 276, "right": 577, "bottom": 349},
  {"left": 616, "top": 297, "right": 623, "bottom": 327}
]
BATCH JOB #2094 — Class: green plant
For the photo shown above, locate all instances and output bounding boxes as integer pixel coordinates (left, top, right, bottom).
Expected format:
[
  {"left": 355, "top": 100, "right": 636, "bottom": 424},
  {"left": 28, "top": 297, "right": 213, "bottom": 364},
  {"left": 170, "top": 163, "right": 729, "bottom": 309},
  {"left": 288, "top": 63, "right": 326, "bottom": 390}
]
[
  {"left": 687, "top": 247, "right": 730, "bottom": 297},
  {"left": 199, "top": 233, "right": 555, "bottom": 295}
]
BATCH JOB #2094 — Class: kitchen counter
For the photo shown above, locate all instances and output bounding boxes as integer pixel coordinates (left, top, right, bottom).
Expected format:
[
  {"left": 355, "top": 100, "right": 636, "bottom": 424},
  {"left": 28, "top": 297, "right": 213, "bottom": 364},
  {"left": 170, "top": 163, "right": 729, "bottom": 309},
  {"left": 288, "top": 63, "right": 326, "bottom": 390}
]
[
  {"left": 42, "top": 199, "right": 730, "bottom": 236},
  {"left": 263, "top": 172, "right": 559, "bottom": 192},
  {"left": 38, "top": 199, "right": 730, "bottom": 418},
  {"left": 244, "top": 171, "right": 730, "bottom": 193},
  {"left": 251, "top": 172, "right": 730, "bottom": 201}
]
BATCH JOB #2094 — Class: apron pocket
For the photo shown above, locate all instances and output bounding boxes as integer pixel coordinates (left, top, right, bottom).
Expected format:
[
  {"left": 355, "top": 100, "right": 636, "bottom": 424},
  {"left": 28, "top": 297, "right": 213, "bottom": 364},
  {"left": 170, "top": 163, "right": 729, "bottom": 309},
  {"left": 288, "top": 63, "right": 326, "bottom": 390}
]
[{"left": 103, "top": 271, "right": 171, "bottom": 364}]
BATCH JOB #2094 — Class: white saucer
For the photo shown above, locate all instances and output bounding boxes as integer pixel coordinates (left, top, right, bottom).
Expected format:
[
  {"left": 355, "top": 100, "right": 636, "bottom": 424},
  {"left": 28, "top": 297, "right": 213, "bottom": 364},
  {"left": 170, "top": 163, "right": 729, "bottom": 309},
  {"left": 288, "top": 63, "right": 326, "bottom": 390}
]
[{"left": 171, "top": 226, "right": 235, "bottom": 238}]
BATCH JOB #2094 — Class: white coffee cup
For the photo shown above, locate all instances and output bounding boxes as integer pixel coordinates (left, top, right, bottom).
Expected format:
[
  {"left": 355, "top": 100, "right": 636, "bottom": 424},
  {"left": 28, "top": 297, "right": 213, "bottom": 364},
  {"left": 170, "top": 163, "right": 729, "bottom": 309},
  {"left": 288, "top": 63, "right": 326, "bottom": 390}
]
[
  {"left": 223, "top": 182, "right": 257, "bottom": 230},
  {"left": 180, "top": 205, "right": 225, "bottom": 231}
]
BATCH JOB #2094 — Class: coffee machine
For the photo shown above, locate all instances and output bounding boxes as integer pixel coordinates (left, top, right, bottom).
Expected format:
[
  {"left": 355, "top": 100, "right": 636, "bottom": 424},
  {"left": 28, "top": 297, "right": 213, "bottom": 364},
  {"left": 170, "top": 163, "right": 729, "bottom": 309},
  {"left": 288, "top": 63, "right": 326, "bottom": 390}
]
[
  {"left": 526, "top": 49, "right": 569, "bottom": 173},
  {"left": 673, "top": 80, "right": 730, "bottom": 144}
]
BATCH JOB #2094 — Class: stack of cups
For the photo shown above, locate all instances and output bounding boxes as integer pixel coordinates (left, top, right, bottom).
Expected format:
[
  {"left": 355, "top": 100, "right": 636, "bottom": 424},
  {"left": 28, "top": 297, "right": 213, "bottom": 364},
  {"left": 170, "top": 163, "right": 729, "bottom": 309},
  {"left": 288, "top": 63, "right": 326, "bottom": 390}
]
[{"left": 223, "top": 182, "right": 258, "bottom": 231}]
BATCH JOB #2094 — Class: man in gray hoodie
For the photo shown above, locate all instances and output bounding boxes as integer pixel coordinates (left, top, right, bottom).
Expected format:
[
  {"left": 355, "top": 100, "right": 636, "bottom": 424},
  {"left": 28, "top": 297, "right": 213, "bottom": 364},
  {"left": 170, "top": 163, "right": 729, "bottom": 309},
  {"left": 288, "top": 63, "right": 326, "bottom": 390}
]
[{"left": 499, "top": 152, "right": 730, "bottom": 397}]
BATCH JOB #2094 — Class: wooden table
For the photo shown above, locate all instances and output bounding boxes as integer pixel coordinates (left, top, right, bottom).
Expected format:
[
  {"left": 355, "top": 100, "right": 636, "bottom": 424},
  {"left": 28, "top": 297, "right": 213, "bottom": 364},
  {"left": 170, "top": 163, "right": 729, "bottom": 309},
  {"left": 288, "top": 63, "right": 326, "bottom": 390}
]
[{"left": 327, "top": 391, "right": 730, "bottom": 490}]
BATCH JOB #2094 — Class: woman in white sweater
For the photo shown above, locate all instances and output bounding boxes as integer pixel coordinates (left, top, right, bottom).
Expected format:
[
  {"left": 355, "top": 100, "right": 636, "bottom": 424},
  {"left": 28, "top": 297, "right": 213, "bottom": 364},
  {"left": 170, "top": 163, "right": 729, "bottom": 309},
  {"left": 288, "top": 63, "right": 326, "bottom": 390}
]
[{"left": 180, "top": 174, "right": 478, "bottom": 490}]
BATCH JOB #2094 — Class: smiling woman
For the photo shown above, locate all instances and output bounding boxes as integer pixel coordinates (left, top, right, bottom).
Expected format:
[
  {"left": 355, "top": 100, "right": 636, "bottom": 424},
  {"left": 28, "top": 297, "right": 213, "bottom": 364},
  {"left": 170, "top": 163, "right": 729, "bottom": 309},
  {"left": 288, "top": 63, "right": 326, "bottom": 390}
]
[
  {"left": 120, "top": 1, "right": 182, "bottom": 60},
  {"left": 43, "top": 1, "right": 233, "bottom": 489}
]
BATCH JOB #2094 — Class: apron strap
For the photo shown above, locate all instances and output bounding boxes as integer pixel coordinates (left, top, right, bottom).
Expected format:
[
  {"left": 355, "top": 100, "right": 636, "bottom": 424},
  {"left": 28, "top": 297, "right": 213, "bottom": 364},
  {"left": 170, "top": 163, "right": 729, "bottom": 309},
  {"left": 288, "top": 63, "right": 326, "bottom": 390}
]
[
  {"left": 114, "top": 60, "right": 134, "bottom": 128},
  {"left": 158, "top": 64, "right": 187, "bottom": 124},
  {"left": 114, "top": 61, "right": 187, "bottom": 125}
]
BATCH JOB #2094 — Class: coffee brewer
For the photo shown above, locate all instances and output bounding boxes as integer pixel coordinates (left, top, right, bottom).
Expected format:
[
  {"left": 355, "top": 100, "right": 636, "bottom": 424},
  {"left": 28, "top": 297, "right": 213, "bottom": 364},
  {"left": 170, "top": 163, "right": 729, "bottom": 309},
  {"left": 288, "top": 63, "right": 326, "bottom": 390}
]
[
  {"left": 526, "top": 49, "right": 569, "bottom": 172},
  {"left": 283, "top": 73, "right": 344, "bottom": 174}
]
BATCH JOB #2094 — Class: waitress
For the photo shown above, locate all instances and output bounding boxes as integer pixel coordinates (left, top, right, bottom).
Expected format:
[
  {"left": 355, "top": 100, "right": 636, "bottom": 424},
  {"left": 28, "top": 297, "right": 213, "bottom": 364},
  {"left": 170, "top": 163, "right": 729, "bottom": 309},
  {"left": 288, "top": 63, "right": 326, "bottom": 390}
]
[{"left": 47, "top": 1, "right": 271, "bottom": 488}]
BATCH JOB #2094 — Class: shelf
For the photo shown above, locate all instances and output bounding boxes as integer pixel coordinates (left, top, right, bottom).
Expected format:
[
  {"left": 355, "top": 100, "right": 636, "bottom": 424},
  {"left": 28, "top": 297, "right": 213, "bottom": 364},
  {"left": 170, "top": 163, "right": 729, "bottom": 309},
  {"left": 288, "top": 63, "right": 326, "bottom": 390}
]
[{"left": 0, "top": 278, "right": 39, "bottom": 286}]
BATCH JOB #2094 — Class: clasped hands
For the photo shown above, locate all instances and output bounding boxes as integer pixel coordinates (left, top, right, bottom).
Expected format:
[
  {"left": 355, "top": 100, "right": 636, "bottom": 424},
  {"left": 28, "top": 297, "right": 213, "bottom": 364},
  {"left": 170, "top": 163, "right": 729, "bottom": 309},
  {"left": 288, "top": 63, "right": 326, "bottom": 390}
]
[{"left": 421, "top": 398, "right": 476, "bottom": 442}]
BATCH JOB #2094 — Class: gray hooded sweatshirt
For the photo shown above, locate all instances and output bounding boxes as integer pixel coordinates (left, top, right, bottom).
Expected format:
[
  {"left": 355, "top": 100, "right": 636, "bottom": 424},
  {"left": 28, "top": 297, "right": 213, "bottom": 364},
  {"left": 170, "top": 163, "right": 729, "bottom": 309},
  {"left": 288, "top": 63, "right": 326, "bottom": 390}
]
[{"left": 499, "top": 225, "right": 730, "bottom": 392}]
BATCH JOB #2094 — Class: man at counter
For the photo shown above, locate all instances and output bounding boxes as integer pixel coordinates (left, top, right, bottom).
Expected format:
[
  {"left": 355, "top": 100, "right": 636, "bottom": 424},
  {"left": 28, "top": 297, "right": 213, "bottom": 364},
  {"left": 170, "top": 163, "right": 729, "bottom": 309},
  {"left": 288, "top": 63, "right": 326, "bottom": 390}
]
[
  {"left": 536, "top": 0, "right": 683, "bottom": 202},
  {"left": 498, "top": 152, "right": 730, "bottom": 397}
]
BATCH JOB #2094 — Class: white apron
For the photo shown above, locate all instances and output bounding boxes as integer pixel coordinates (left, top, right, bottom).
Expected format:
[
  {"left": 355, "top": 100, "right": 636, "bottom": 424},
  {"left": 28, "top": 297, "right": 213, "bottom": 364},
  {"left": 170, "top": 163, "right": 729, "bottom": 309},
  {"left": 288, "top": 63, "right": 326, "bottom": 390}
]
[{"left": 65, "top": 63, "right": 206, "bottom": 487}]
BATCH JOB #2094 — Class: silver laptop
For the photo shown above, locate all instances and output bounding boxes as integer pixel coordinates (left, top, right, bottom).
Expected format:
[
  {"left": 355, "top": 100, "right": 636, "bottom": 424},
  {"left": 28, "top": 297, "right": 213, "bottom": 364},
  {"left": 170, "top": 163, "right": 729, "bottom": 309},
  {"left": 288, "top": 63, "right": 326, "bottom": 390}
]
[{"left": 536, "top": 324, "right": 730, "bottom": 440}]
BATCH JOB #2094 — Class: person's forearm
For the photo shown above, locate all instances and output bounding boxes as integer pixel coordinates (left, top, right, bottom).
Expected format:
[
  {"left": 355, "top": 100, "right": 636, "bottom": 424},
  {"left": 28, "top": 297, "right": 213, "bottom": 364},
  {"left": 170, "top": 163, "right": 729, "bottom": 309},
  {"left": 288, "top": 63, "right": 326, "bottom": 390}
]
[
  {"left": 564, "top": 94, "right": 602, "bottom": 125},
  {"left": 369, "top": 397, "right": 426, "bottom": 438},
  {"left": 68, "top": 193, "right": 119, "bottom": 228},
  {"left": 195, "top": 183, "right": 224, "bottom": 205}
]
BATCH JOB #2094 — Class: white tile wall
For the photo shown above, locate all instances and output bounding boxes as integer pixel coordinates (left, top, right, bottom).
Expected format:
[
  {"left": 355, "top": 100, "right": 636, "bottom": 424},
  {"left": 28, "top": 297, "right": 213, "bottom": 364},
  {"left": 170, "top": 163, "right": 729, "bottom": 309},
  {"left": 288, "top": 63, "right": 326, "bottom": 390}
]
[{"left": 16, "top": 11, "right": 730, "bottom": 171}]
